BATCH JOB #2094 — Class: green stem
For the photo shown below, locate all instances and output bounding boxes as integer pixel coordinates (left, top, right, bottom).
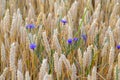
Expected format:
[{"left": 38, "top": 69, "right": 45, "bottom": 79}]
[{"left": 75, "top": 8, "right": 88, "bottom": 37}]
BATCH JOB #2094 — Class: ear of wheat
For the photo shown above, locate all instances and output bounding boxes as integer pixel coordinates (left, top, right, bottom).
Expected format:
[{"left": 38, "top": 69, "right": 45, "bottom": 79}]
[{"left": 0, "top": 0, "right": 120, "bottom": 80}]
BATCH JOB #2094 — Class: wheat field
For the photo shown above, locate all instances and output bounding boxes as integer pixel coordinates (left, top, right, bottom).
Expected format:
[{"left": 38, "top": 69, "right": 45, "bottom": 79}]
[{"left": 0, "top": 0, "right": 120, "bottom": 80}]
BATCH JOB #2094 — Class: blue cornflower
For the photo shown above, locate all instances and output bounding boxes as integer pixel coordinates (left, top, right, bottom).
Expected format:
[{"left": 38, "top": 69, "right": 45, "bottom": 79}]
[
  {"left": 26, "top": 24, "right": 35, "bottom": 29},
  {"left": 73, "top": 38, "right": 78, "bottom": 42},
  {"left": 81, "top": 34, "right": 87, "bottom": 42},
  {"left": 117, "top": 45, "right": 120, "bottom": 49},
  {"left": 30, "top": 43, "right": 36, "bottom": 50},
  {"left": 67, "top": 38, "right": 73, "bottom": 44},
  {"left": 61, "top": 19, "right": 67, "bottom": 25}
]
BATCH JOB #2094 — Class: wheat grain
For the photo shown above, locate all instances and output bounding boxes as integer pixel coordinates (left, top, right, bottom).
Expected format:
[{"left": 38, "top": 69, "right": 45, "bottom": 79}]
[
  {"left": 78, "top": 48, "right": 83, "bottom": 65},
  {"left": 109, "top": 47, "right": 115, "bottom": 66},
  {"left": 71, "top": 63, "right": 77, "bottom": 80},
  {"left": 1, "top": 43, "right": 6, "bottom": 62},
  {"left": 91, "top": 66, "right": 97, "bottom": 80},
  {"left": 25, "top": 71, "right": 31, "bottom": 80},
  {"left": 39, "top": 59, "right": 48, "bottom": 80},
  {"left": 17, "top": 70, "right": 24, "bottom": 80}
]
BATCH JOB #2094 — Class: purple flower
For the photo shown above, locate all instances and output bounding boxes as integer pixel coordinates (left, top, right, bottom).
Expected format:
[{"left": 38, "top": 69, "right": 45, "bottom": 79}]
[
  {"left": 67, "top": 39, "right": 72, "bottom": 44},
  {"left": 30, "top": 43, "right": 36, "bottom": 50},
  {"left": 73, "top": 38, "right": 78, "bottom": 42},
  {"left": 117, "top": 45, "right": 120, "bottom": 49},
  {"left": 81, "top": 34, "right": 87, "bottom": 42},
  {"left": 26, "top": 24, "right": 35, "bottom": 29},
  {"left": 61, "top": 19, "right": 67, "bottom": 25}
]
